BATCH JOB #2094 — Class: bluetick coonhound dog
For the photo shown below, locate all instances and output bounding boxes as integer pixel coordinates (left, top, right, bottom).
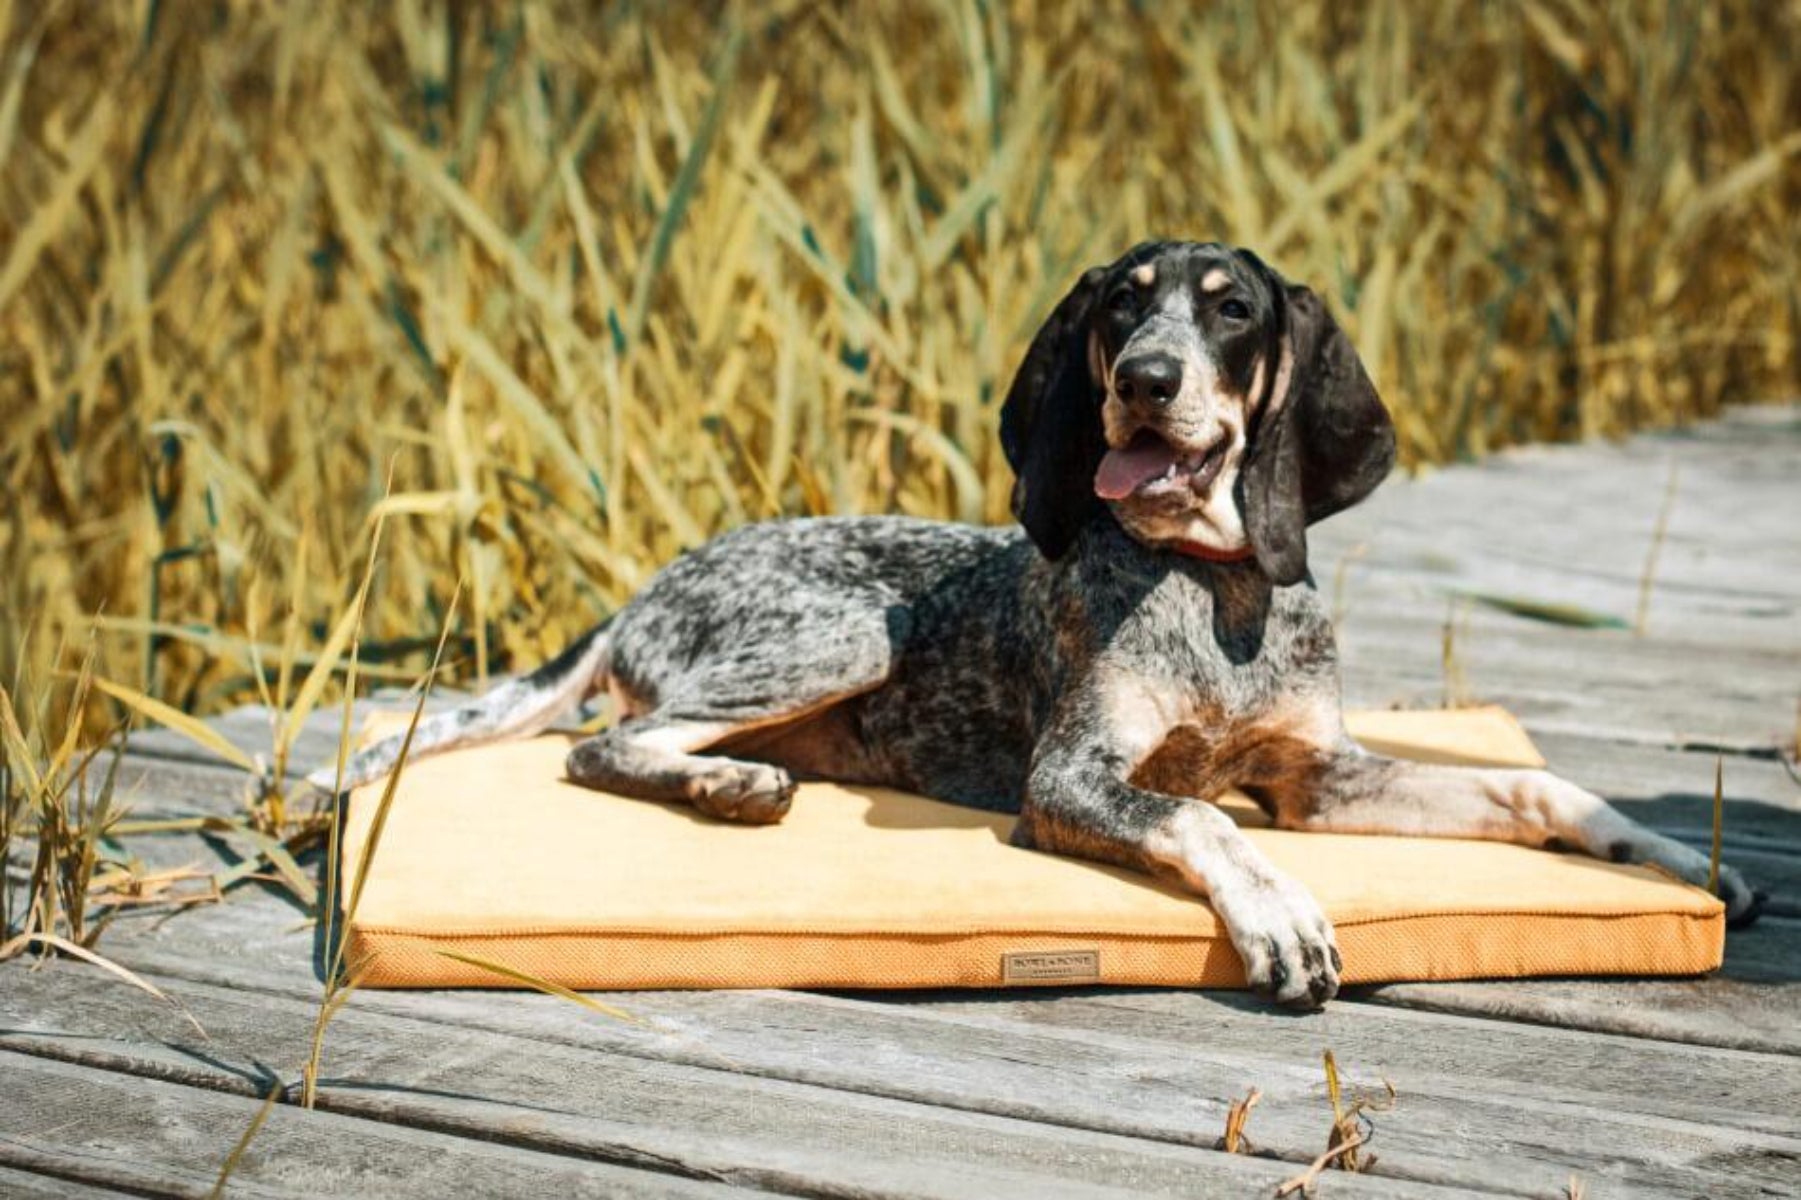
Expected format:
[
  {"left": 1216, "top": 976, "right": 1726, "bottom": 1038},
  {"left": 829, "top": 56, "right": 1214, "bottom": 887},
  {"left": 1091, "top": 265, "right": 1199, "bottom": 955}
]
[{"left": 319, "top": 240, "right": 1759, "bottom": 1006}]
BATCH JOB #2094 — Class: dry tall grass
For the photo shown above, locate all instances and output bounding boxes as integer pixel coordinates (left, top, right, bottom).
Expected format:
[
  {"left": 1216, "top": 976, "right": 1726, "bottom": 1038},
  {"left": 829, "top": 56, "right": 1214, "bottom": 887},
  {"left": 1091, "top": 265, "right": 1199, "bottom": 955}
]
[{"left": 3, "top": 0, "right": 1797, "bottom": 722}]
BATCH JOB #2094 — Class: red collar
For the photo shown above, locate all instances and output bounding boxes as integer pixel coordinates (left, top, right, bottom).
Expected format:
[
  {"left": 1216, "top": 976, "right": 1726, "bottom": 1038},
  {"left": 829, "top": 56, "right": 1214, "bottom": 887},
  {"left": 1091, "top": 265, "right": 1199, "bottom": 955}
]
[{"left": 1169, "top": 540, "right": 1257, "bottom": 564}]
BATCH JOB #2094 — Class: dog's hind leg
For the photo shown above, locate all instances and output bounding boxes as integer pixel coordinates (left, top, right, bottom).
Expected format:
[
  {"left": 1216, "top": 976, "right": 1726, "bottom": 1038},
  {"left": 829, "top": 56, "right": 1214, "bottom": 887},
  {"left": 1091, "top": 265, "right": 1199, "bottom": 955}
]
[
  {"left": 566, "top": 602, "right": 904, "bottom": 823},
  {"left": 565, "top": 686, "right": 885, "bottom": 824},
  {"left": 566, "top": 714, "right": 796, "bottom": 823}
]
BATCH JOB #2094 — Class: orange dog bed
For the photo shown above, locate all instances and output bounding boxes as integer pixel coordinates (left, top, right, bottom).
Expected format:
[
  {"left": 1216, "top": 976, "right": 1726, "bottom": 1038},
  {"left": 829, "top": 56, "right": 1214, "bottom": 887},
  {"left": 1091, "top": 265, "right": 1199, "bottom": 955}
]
[{"left": 340, "top": 707, "right": 1723, "bottom": 990}]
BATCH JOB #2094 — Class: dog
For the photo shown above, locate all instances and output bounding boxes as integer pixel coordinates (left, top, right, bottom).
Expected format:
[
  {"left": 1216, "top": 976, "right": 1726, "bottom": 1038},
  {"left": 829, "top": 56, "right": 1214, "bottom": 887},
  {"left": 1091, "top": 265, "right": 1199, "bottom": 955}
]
[{"left": 315, "top": 240, "right": 1760, "bottom": 1007}]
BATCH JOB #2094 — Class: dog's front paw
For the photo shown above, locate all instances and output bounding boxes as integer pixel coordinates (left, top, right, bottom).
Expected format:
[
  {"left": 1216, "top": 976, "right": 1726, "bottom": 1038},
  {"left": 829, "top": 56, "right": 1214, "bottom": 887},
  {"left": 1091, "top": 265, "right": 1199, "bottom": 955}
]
[
  {"left": 1598, "top": 827, "right": 1764, "bottom": 928},
  {"left": 1214, "top": 875, "right": 1341, "bottom": 1008},
  {"left": 1702, "top": 861, "right": 1763, "bottom": 928},
  {"left": 686, "top": 761, "right": 796, "bottom": 824},
  {"left": 1662, "top": 855, "right": 1763, "bottom": 926}
]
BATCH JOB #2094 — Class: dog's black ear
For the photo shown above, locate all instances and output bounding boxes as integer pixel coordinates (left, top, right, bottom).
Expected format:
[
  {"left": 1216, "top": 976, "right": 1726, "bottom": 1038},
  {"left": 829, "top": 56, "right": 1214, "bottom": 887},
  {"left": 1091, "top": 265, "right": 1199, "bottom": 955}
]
[
  {"left": 1239, "top": 279, "right": 1396, "bottom": 586},
  {"left": 999, "top": 266, "right": 1108, "bottom": 560}
]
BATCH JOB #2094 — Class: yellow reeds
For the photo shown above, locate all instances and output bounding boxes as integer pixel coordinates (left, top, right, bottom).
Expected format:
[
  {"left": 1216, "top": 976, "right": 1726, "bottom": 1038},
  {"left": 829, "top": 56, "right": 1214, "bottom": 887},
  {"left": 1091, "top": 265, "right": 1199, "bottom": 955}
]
[{"left": 0, "top": 1, "right": 1794, "bottom": 733}]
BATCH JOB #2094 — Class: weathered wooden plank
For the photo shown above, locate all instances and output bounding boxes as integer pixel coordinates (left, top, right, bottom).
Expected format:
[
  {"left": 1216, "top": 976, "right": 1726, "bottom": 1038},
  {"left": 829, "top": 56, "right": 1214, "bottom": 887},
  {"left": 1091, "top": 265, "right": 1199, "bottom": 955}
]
[
  {"left": 1310, "top": 406, "right": 1801, "bottom": 645},
  {"left": 1333, "top": 619, "right": 1799, "bottom": 751},
  {"left": 1531, "top": 732, "right": 1800, "bottom": 819},
  {"left": 22, "top": 896, "right": 1801, "bottom": 1198},
  {"left": 0, "top": 1052, "right": 736, "bottom": 1200},
  {"left": 1320, "top": 503, "right": 1801, "bottom": 621},
  {"left": 1324, "top": 550, "right": 1801, "bottom": 644},
  {"left": 1318, "top": 406, "right": 1801, "bottom": 574},
  {"left": 1362, "top": 915, "right": 1801, "bottom": 1055},
  {"left": 0, "top": 958, "right": 1772, "bottom": 1189},
  {"left": 123, "top": 694, "right": 464, "bottom": 777},
  {"left": 0, "top": 1165, "right": 133, "bottom": 1199},
  {"left": 1320, "top": 579, "right": 1796, "bottom": 659},
  {"left": 110, "top": 751, "right": 270, "bottom": 818},
  {"left": 0, "top": 967, "right": 1485, "bottom": 1200},
  {"left": 865, "top": 986, "right": 1801, "bottom": 1135}
]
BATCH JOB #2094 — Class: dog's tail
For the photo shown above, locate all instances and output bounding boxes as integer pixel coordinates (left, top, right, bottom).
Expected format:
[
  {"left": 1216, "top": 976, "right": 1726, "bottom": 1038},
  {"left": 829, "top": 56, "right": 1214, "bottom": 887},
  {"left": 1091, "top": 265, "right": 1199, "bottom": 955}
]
[{"left": 306, "top": 618, "right": 613, "bottom": 794}]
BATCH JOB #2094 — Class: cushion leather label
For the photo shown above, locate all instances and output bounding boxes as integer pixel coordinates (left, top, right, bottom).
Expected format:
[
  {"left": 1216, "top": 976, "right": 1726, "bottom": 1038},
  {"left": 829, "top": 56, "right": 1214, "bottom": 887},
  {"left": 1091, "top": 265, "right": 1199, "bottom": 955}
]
[{"left": 1002, "top": 949, "right": 1100, "bottom": 983}]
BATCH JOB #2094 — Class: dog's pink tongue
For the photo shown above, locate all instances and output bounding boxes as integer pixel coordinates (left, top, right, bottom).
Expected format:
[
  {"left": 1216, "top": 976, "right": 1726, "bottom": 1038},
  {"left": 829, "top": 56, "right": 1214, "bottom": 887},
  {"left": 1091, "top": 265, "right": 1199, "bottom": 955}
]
[{"left": 1094, "top": 435, "right": 1177, "bottom": 500}]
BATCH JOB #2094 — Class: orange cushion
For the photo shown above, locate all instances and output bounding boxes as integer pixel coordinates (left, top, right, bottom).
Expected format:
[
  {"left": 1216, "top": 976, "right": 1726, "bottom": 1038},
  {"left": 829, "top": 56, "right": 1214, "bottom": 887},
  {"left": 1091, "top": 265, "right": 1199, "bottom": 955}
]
[{"left": 340, "top": 707, "right": 1724, "bottom": 990}]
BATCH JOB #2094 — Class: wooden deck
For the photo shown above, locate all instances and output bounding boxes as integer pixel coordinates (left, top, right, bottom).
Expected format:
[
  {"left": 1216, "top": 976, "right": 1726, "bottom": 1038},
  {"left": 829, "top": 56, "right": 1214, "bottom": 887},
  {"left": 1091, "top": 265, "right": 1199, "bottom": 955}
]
[{"left": 5, "top": 407, "right": 1800, "bottom": 1198}]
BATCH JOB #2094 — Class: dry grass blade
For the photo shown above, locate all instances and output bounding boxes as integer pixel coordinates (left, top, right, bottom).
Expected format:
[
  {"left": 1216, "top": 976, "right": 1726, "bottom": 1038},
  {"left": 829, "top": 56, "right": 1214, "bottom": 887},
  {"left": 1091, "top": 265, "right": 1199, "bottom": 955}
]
[
  {"left": 107, "top": 817, "right": 217, "bottom": 835},
  {"left": 317, "top": 457, "right": 400, "bottom": 977},
  {"left": 296, "top": 464, "right": 394, "bottom": 1113},
  {"left": 1263, "top": 98, "right": 1424, "bottom": 250},
  {"left": 447, "top": 320, "right": 594, "bottom": 496},
  {"left": 0, "top": 931, "right": 206, "bottom": 1039},
  {"left": 1634, "top": 461, "right": 1680, "bottom": 636},
  {"left": 0, "top": 15, "right": 43, "bottom": 174},
  {"left": 279, "top": 590, "right": 373, "bottom": 760},
  {"left": 1182, "top": 40, "right": 1260, "bottom": 241},
  {"left": 1317, "top": 1050, "right": 1395, "bottom": 1177},
  {"left": 84, "top": 618, "right": 416, "bottom": 684},
  {"left": 1673, "top": 129, "right": 1801, "bottom": 239},
  {"left": 1322, "top": 1049, "right": 1357, "bottom": 1171},
  {"left": 1709, "top": 754, "right": 1724, "bottom": 898},
  {"left": 208, "top": 1082, "right": 284, "bottom": 1200},
  {"left": 300, "top": 948, "right": 369, "bottom": 1113},
  {"left": 622, "top": 23, "right": 742, "bottom": 349},
  {"left": 304, "top": 577, "right": 463, "bottom": 1109},
  {"left": 1220, "top": 1086, "right": 1261, "bottom": 1154},
  {"left": 6, "top": 642, "right": 134, "bottom": 950},
  {"left": 0, "top": 684, "right": 44, "bottom": 797},
  {"left": 87, "top": 676, "right": 261, "bottom": 775},
  {"left": 88, "top": 863, "right": 219, "bottom": 911},
  {"left": 200, "top": 817, "right": 319, "bottom": 908},
  {"left": 0, "top": 93, "right": 112, "bottom": 309},
  {"left": 1440, "top": 597, "right": 1472, "bottom": 708},
  {"left": 337, "top": 585, "right": 461, "bottom": 930},
  {"left": 378, "top": 119, "right": 563, "bottom": 316},
  {"left": 1458, "top": 591, "right": 1629, "bottom": 631},
  {"left": 1274, "top": 1129, "right": 1371, "bottom": 1198},
  {"left": 847, "top": 410, "right": 986, "bottom": 524},
  {"left": 431, "top": 949, "right": 642, "bottom": 1025}
]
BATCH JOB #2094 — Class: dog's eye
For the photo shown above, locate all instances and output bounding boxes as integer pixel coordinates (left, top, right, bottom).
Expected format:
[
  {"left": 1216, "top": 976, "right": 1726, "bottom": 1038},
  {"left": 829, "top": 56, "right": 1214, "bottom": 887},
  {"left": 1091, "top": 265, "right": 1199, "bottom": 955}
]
[
  {"left": 1107, "top": 288, "right": 1138, "bottom": 315},
  {"left": 1219, "top": 299, "right": 1251, "bottom": 321}
]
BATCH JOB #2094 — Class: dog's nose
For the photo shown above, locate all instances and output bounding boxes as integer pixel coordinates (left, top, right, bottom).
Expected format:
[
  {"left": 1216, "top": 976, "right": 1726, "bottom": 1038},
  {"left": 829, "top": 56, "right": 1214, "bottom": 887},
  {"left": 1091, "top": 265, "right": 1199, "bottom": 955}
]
[{"left": 1114, "top": 353, "right": 1183, "bottom": 406}]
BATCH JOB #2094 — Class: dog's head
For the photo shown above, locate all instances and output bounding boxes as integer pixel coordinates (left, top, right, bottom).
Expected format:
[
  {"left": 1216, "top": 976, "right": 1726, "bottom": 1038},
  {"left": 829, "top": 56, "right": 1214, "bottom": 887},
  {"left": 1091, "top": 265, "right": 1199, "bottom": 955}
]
[{"left": 999, "top": 241, "right": 1395, "bottom": 584}]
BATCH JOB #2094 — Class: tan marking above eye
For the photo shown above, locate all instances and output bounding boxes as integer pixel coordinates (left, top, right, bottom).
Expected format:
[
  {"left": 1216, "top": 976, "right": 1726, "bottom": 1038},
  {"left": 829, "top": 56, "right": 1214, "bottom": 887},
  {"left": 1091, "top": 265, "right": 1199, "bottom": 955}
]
[
  {"left": 1200, "top": 268, "right": 1231, "bottom": 293},
  {"left": 1130, "top": 263, "right": 1156, "bottom": 287}
]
